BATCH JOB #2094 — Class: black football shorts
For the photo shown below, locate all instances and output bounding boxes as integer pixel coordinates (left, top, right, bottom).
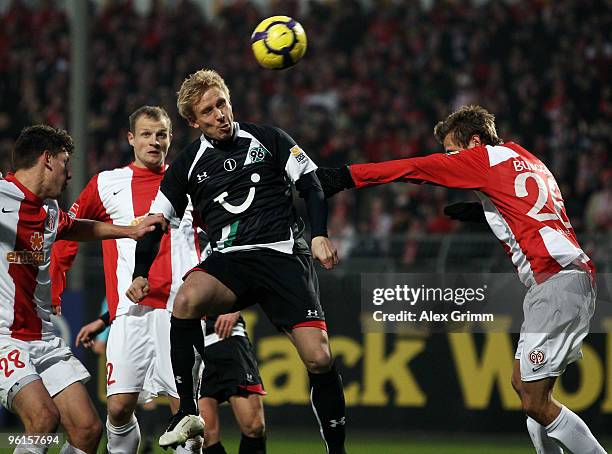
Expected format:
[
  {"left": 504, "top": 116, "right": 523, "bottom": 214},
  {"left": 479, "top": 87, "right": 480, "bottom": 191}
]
[
  {"left": 199, "top": 335, "right": 265, "bottom": 402},
  {"left": 187, "top": 249, "right": 327, "bottom": 332}
]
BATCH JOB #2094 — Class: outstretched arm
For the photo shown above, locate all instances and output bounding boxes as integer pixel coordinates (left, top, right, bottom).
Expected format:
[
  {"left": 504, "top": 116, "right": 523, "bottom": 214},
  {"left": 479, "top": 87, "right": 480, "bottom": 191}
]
[
  {"left": 318, "top": 148, "right": 489, "bottom": 197},
  {"left": 349, "top": 150, "right": 488, "bottom": 190},
  {"left": 59, "top": 215, "right": 163, "bottom": 242}
]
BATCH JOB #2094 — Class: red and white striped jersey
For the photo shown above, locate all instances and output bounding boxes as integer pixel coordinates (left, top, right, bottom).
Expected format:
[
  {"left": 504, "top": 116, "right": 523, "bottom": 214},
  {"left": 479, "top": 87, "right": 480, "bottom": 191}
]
[
  {"left": 0, "top": 174, "right": 74, "bottom": 341},
  {"left": 350, "top": 142, "right": 593, "bottom": 287},
  {"left": 51, "top": 164, "right": 200, "bottom": 321}
]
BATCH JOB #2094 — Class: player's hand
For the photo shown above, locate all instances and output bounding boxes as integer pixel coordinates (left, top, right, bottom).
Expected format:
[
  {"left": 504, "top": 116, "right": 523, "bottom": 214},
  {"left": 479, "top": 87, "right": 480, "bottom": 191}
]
[
  {"left": 76, "top": 318, "right": 106, "bottom": 349},
  {"left": 215, "top": 312, "right": 240, "bottom": 339},
  {"left": 311, "top": 236, "right": 339, "bottom": 270},
  {"left": 126, "top": 276, "right": 150, "bottom": 303},
  {"left": 52, "top": 304, "right": 62, "bottom": 316},
  {"left": 443, "top": 202, "right": 486, "bottom": 224},
  {"left": 129, "top": 214, "right": 167, "bottom": 240}
]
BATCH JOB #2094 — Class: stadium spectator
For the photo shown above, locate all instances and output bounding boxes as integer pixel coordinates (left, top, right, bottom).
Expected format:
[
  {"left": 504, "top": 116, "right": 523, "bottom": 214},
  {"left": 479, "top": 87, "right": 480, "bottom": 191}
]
[{"left": 0, "top": 0, "right": 609, "bottom": 249}]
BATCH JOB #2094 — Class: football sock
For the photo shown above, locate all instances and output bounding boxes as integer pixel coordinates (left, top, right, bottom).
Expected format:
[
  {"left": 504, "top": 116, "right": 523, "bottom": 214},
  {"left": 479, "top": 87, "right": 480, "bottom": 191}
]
[
  {"left": 58, "top": 443, "right": 87, "bottom": 454},
  {"left": 171, "top": 316, "right": 205, "bottom": 415},
  {"left": 176, "top": 435, "right": 203, "bottom": 453},
  {"left": 239, "top": 434, "right": 266, "bottom": 454},
  {"left": 526, "top": 417, "right": 562, "bottom": 453},
  {"left": 204, "top": 442, "right": 228, "bottom": 454},
  {"left": 106, "top": 414, "right": 141, "bottom": 454},
  {"left": 308, "top": 363, "right": 346, "bottom": 454},
  {"left": 545, "top": 405, "right": 606, "bottom": 453}
]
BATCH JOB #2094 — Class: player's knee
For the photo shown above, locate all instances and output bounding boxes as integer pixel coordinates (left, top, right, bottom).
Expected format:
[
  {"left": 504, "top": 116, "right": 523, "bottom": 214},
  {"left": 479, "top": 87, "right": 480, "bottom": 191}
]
[
  {"left": 107, "top": 400, "right": 135, "bottom": 426},
  {"left": 204, "top": 425, "right": 220, "bottom": 446},
  {"left": 23, "top": 402, "right": 60, "bottom": 433},
  {"left": 302, "top": 349, "right": 333, "bottom": 373},
  {"left": 173, "top": 290, "right": 193, "bottom": 312},
  {"left": 174, "top": 287, "right": 208, "bottom": 317},
  {"left": 521, "top": 395, "right": 546, "bottom": 422},
  {"left": 241, "top": 416, "right": 266, "bottom": 438}
]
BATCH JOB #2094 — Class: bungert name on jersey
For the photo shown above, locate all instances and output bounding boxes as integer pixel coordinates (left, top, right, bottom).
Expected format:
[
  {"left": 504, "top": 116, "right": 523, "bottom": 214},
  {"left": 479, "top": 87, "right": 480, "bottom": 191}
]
[
  {"left": 512, "top": 159, "right": 548, "bottom": 174},
  {"left": 6, "top": 250, "right": 45, "bottom": 265}
]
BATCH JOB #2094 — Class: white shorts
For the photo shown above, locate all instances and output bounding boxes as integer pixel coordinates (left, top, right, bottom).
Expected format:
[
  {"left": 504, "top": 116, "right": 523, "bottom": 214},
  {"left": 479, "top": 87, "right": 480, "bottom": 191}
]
[
  {"left": 106, "top": 305, "right": 177, "bottom": 403},
  {"left": 0, "top": 336, "right": 90, "bottom": 411},
  {"left": 515, "top": 271, "right": 595, "bottom": 382}
]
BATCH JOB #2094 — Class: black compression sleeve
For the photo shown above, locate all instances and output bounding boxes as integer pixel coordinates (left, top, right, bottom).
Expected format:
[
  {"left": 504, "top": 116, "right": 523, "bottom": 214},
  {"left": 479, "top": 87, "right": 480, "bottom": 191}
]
[
  {"left": 133, "top": 222, "right": 164, "bottom": 280},
  {"left": 99, "top": 311, "right": 111, "bottom": 327},
  {"left": 296, "top": 171, "right": 328, "bottom": 238}
]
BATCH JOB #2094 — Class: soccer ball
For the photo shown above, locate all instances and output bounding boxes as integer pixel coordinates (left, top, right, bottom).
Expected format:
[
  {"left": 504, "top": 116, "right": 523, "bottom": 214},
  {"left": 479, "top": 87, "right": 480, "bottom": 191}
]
[{"left": 251, "top": 16, "right": 307, "bottom": 70}]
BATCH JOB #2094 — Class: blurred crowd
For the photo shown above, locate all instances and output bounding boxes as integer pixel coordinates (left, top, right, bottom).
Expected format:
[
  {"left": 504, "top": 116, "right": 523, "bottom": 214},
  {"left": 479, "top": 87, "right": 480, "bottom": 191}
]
[{"left": 0, "top": 0, "right": 610, "bottom": 264}]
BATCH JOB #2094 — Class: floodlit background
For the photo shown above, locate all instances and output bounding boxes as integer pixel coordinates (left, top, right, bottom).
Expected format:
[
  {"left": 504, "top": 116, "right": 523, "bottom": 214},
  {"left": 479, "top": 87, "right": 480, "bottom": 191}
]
[{"left": 0, "top": 0, "right": 610, "bottom": 452}]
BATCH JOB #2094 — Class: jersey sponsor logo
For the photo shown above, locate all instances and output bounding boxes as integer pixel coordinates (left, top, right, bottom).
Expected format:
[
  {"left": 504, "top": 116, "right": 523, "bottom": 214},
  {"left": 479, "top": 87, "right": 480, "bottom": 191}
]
[
  {"left": 213, "top": 173, "right": 260, "bottom": 214},
  {"left": 224, "top": 158, "right": 237, "bottom": 172},
  {"left": 1, "top": 207, "right": 13, "bottom": 213},
  {"left": 30, "top": 232, "right": 44, "bottom": 251},
  {"left": 307, "top": 309, "right": 319, "bottom": 318},
  {"left": 6, "top": 250, "right": 45, "bottom": 265},
  {"left": 290, "top": 145, "right": 308, "bottom": 164},
  {"left": 112, "top": 188, "right": 126, "bottom": 196},
  {"left": 528, "top": 349, "right": 546, "bottom": 366}
]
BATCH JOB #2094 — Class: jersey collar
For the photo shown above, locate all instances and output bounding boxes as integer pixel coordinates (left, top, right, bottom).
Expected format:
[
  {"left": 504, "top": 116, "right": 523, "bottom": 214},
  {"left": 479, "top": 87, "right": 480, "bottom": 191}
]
[{"left": 5, "top": 173, "right": 44, "bottom": 205}]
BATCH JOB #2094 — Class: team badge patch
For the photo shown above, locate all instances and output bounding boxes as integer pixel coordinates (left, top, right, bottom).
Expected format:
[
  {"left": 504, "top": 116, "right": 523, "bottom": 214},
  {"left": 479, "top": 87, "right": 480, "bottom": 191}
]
[
  {"left": 248, "top": 146, "right": 268, "bottom": 163},
  {"left": 244, "top": 141, "right": 271, "bottom": 166},
  {"left": 528, "top": 349, "right": 546, "bottom": 365}
]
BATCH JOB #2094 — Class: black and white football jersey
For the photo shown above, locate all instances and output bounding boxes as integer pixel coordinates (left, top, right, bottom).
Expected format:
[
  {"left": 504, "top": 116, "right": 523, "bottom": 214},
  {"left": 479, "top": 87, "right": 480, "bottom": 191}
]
[{"left": 151, "top": 122, "right": 316, "bottom": 254}]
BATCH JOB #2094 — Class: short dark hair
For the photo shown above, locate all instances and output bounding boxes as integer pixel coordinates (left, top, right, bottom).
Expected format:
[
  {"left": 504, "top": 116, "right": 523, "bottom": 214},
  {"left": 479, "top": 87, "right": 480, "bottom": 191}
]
[
  {"left": 434, "top": 105, "right": 502, "bottom": 147},
  {"left": 13, "top": 125, "right": 74, "bottom": 171},
  {"left": 128, "top": 106, "right": 172, "bottom": 133}
]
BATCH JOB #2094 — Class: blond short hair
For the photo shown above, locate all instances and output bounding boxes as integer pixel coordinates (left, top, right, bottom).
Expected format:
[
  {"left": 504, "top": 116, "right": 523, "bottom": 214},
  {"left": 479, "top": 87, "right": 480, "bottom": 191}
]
[{"left": 177, "top": 69, "right": 231, "bottom": 122}]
